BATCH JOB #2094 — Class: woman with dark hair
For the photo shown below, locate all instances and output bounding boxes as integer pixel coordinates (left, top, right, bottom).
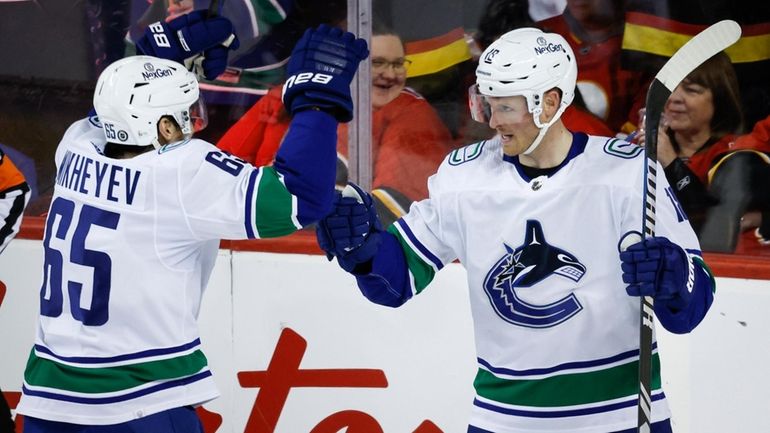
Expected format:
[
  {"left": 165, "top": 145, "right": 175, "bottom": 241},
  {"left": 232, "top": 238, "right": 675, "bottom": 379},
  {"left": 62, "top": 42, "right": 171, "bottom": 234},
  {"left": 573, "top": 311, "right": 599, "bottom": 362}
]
[{"left": 640, "top": 52, "right": 770, "bottom": 252}]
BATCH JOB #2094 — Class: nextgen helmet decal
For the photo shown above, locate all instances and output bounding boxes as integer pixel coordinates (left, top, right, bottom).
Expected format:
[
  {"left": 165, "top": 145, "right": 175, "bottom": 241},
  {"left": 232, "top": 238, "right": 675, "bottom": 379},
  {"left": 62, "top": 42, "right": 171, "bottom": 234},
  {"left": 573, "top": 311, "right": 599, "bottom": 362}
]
[
  {"left": 534, "top": 42, "right": 566, "bottom": 55},
  {"left": 533, "top": 35, "right": 567, "bottom": 55},
  {"left": 141, "top": 62, "right": 174, "bottom": 80}
]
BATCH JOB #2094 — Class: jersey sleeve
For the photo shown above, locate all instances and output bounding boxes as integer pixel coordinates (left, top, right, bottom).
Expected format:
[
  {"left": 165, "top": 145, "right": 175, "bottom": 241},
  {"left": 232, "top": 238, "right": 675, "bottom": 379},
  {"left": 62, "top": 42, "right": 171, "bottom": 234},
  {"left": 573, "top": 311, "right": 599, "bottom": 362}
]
[
  {"left": 354, "top": 165, "right": 459, "bottom": 307},
  {"left": 180, "top": 143, "right": 301, "bottom": 240},
  {"left": 378, "top": 165, "right": 459, "bottom": 296},
  {"left": 0, "top": 150, "right": 31, "bottom": 253},
  {"left": 182, "top": 110, "right": 339, "bottom": 240}
]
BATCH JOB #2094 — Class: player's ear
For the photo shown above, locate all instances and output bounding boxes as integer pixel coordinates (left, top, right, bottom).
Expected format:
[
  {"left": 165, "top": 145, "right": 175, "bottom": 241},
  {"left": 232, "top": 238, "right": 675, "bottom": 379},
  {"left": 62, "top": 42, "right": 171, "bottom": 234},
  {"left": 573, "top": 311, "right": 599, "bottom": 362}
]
[
  {"left": 541, "top": 88, "right": 562, "bottom": 121},
  {"left": 157, "top": 117, "right": 181, "bottom": 144},
  {"left": 544, "top": 88, "right": 562, "bottom": 110}
]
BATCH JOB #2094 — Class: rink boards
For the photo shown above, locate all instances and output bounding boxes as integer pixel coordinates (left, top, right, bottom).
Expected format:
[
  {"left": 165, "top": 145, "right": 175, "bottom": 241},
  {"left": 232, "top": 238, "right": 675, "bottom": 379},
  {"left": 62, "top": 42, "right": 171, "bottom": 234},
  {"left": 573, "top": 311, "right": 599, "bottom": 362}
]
[{"left": 1, "top": 238, "right": 768, "bottom": 433}]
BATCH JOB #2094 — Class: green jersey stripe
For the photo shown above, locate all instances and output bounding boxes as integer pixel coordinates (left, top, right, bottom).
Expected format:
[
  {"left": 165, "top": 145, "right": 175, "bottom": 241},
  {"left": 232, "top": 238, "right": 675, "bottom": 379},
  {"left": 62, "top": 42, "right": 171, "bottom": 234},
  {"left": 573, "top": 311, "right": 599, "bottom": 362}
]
[
  {"left": 254, "top": 167, "right": 300, "bottom": 238},
  {"left": 256, "top": 0, "right": 288, "bottom": 24},
  {"left": 692, "top": 255, "right": 716, "bottom": 293},
  {"left": 388, "top": 224, "right": 435, "bottom": 294},
  {"left": 25, "top": 349, "right": 209, "bottom": 394},
  {"left": 474, "top": 354, "right": 662, "bottom": 407}
]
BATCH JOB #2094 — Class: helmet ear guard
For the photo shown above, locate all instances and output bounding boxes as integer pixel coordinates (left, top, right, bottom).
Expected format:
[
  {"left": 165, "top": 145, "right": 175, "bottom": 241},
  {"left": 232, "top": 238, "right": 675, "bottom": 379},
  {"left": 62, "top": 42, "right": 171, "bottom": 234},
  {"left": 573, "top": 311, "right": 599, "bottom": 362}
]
[{"left": 93, "top": 55, "right": 205, "bottom": 148}]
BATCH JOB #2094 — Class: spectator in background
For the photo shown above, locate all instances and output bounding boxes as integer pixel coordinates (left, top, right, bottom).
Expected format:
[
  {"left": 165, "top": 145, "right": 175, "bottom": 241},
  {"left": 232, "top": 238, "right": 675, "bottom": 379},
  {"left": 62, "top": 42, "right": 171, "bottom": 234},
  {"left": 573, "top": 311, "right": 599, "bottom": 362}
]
[
  {"left": 218, "top": 23, "right": 454, "bottom": 225},
  {"left": 620, "top": 0, "right": 770, "bottom": 138},
  {"left": 637, "top": 52, "right": 770, "bottom": 252},
  {"left": 733, "top": 114, "right": 770, "bottom": 244},
  {"left": 472, "top": 0, "right": 533, "bottom": 53},
  {"left": 0, "top": 148, "right": 31, "bottom": 433},
  {"left": 528, "top": 0, "right": 566, "bottom": 21},
  {"left": 539, "top": 0, "right": 650, "bottom": 134}
]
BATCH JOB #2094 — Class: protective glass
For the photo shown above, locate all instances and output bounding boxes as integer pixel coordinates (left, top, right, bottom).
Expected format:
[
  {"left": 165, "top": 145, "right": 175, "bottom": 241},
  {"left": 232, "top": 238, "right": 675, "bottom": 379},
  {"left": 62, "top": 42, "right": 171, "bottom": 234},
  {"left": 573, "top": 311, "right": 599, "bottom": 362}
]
[
  {"left": 189, "top": 97, "right": 208, "bottom": 133},
  {"left": 468, "top": 84, "right": 491, "bottom": 123}
]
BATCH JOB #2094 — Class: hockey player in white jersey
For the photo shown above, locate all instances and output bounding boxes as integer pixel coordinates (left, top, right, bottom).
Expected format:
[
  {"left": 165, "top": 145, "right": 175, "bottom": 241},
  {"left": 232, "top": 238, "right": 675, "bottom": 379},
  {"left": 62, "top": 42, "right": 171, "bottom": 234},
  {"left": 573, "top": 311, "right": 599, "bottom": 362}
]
[
  {"left": 17, "top": 24, "right": 368, "bottom": 432},
  {"left": 316, "top": 28, "right": 714, "bottom": 433}
]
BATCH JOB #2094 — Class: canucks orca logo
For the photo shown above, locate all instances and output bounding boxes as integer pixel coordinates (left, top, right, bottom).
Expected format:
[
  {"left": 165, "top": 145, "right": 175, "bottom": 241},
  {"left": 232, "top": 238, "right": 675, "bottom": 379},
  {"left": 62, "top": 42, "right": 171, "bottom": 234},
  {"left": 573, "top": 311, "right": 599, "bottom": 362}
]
[{"left": 483, "top": 220, "right": 586, "bottom": 328}]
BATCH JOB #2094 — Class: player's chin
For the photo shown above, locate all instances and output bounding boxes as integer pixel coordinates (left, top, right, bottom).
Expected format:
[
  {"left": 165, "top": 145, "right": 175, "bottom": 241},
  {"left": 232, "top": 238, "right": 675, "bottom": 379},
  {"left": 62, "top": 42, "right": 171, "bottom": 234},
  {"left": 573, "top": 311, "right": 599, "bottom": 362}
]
[{"left": 501, "top": 139, "right": 524, "bottom": 156}]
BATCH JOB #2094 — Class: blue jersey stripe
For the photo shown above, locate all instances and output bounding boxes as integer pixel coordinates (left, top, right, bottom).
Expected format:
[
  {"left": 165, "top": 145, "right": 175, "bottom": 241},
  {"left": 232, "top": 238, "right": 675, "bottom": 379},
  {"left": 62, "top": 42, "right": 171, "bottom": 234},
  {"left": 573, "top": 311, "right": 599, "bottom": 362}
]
[
  {"left": 34, "top": 339, "right": 201, "bottom": 364},
  {"left": 244, "top": 169, "right": 259, "bottom": 238},
  {"left": 477, "top": 343, "right": 658, "bottom": 377},
  {"left": 396, "top": 219, "right": 444, "bottom": 270},
  {"left": 22, "top": 370, "right": 212, "bottom": 405}
]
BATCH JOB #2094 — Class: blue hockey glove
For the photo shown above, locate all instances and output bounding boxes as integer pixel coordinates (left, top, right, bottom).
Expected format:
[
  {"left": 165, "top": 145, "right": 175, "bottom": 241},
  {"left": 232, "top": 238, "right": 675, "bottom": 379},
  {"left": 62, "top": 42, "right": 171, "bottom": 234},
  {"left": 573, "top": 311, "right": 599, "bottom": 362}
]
[
  {"left": 136, "top": 10, "right": 240, "bottom": 80},
  {"left": 620, "top": 236, "right": 693, "bottom": 311},
  {"left": 282, "top": 24, "right": 369, "bottom": 122},
  {"left": 317, "top": 183, "right": 383, "bottom": 273}
]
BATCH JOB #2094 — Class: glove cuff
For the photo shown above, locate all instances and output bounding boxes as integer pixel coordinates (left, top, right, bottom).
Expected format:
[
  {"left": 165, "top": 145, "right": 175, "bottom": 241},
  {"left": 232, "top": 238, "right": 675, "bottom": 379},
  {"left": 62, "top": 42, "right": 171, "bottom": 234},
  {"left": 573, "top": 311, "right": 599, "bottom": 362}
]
[
  {"left": 665, "top": 245, "right": 695, "bottom": 311},
  {"left": 290, "top": 95, "right": 353, "bottom": 123},
  {"left": 286, "top": 93, "right": 352, "bottom": 122}
]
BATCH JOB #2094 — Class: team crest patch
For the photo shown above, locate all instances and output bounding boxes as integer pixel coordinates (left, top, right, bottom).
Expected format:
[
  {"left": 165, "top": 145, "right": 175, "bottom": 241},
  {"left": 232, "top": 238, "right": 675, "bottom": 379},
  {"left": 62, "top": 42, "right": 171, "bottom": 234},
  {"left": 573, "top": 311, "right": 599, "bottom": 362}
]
[
  {"left": 88, "top": 115, "right": 103, "bottom": 128},
  {"left": 483, "top": 220, "right": 585, "bottom": 328},
  {"left": 448, "top": 141, "right": 485, "bottom": 166},
  {"left": 604, "top": 138, "right": 643, "bottom": 159}
]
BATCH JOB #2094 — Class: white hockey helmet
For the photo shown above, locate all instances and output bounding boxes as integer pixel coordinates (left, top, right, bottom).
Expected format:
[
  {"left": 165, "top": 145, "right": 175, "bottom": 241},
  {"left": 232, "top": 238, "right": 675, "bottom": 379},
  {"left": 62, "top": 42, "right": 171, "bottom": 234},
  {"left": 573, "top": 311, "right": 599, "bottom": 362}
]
[
  {"left": 93, "top": 55, "right": 206, "bottom": 148},
  {"left": 469, "top": 28, "right": 577, "bottom": 154}
]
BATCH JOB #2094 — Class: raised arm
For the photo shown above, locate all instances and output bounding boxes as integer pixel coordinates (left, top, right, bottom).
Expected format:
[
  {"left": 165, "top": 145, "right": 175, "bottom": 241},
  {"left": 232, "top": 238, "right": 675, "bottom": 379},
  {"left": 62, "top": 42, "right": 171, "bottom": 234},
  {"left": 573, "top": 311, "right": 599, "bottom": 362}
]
[{"left": 273, "top": 25, "right": 368, "bottom": 226}]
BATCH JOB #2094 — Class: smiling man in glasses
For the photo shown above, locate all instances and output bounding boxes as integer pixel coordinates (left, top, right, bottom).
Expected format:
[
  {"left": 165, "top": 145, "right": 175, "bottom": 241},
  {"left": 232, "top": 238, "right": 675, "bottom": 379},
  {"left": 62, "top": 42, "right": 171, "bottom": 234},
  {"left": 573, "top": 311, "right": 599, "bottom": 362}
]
[
  {"left": 334, "top": 24, "right": 454, "bottom": 223},
  {"left": 218, "top": 22, "right": 454, "bottom": 226},
  {"left": 369, "top": 32, "right": 413, "bottom": 108}
]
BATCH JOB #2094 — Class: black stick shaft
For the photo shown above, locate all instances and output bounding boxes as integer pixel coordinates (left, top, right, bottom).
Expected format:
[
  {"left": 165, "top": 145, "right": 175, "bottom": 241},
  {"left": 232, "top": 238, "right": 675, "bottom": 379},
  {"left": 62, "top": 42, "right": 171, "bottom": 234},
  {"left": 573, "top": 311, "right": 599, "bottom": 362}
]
[
  {"left": 207, "top": 0, "right": 221, "bottom": 18},
  {"left": 637, "top": 79, "right": 670, "bottom": 432}
]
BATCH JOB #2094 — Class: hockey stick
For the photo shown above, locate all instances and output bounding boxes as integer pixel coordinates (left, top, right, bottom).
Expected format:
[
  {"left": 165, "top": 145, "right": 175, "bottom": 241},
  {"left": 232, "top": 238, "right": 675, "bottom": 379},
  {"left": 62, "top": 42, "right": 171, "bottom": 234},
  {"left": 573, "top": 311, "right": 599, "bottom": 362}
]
[
  {"left": 207, "top": 0, "right": 222, "bottom": 18},
  {"left": 636, "top": 19, "right": 741, "bottom": 433}
]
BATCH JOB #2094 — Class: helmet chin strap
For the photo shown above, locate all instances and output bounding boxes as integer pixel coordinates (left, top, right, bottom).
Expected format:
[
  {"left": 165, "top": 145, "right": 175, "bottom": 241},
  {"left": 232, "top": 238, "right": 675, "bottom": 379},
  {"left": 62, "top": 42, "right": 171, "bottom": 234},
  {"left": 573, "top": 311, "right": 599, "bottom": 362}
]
[
  {"left": 522, "top": 123, "right": 549, "bottom": 155},
  {"left": 522, "top": 103, "right": 569, "bottom": 155}
]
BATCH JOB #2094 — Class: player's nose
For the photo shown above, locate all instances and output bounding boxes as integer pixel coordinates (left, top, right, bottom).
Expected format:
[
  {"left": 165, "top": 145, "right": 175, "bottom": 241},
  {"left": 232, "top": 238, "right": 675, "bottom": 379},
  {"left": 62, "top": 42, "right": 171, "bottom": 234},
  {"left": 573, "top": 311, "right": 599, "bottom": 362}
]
[{"left": 488, "top": 110, "right": 501, "bottom": 129}]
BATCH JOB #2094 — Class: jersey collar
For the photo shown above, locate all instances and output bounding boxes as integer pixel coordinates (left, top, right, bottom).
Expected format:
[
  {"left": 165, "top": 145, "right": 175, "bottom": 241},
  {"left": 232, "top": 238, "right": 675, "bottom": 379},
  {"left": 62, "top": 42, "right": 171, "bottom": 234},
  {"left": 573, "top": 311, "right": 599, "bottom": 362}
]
[{"left": 503, "top": 131, "right": 589, "bottom": 182}]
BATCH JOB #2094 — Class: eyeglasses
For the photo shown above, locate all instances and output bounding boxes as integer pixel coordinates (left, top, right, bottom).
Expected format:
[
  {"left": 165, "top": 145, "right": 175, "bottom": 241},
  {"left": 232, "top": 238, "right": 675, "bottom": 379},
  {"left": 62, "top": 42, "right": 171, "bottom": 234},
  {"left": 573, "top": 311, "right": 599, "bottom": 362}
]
[{"left": 371, "top": 58, "right": 412, "bottom": 73}]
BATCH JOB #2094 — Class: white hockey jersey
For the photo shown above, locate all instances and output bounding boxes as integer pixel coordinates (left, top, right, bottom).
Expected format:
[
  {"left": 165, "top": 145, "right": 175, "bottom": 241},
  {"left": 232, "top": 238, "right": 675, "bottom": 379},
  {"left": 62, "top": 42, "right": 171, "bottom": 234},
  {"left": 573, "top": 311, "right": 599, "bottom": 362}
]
[
  {"left": 389, "top": 134, "right": 705, "bottom": 432},
  {"left": 17, "top": 117, "right": 302, "bottom": 424}
]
